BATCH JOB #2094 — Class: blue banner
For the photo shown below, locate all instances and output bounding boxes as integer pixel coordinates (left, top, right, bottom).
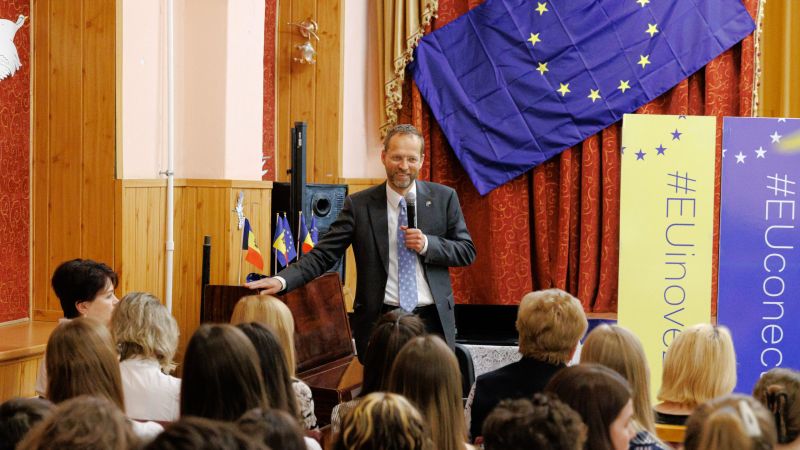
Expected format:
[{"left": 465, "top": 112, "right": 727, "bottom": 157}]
[
  {"left": 718, "top": 117, "right": 800, "bottom": 393},
  {"left": 409, "top": 0, "right": 754, "bottom": 195}
]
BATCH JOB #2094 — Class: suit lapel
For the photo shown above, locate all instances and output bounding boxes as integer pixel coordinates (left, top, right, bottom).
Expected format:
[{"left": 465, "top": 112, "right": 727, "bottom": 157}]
[
  {"left": 368, "top": 183, "right": 390, "bottom": 273},
  {"left": 416, "top": 180, "right": 431, "bottom": 233}
]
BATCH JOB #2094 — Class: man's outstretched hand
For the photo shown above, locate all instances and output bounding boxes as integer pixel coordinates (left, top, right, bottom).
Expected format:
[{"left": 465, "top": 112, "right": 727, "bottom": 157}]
[{"left": 244, "top": 277, "right": 282, "bottom": 295}]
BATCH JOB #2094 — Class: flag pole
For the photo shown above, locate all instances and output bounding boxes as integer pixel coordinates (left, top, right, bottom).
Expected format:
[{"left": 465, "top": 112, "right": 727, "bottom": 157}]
[
  {"left": 297, "top": 211, "right": 303, "bottom": 259},
  {"left": 238, "top": 220, "right": 245, "bottom": 285},
  {"left": 273, "top": 213, "right": 280, "bottom": 276}
]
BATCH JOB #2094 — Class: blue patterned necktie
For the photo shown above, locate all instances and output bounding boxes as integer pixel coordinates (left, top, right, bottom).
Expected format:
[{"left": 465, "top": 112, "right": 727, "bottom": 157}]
[{"left": 397, "top": 197, "right": 418, "bottom": 312}]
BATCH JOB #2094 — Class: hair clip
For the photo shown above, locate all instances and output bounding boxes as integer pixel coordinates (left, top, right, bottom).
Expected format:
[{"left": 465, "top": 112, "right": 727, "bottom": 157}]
[{"left": 738, "top": 400, "right": 762, "bottom": 438}]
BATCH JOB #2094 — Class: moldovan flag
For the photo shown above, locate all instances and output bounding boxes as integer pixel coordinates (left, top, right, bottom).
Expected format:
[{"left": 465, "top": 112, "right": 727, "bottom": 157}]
[
  {"left": 617, "top": 114, "right": 715, "bottom": 401},
  {"left": 241, "top": 218, "right": 264, "bottom": 271}
]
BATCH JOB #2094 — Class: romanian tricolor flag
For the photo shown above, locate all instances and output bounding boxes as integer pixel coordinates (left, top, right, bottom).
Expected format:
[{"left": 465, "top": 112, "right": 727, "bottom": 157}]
[
  {"left": 299, "top": 213, "right": 316, "bottom": 254},
  {"left": 272, "top": 216, "right": 289, "bottom": 268},
  {"left": 241, "top": 218, "right": 264, "bottom": 271}
]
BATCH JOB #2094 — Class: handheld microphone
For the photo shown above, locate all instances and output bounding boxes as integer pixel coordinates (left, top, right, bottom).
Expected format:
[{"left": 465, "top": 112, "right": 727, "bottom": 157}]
[{"left": 405, "top": 191, "right": 417, "bottom": 229}]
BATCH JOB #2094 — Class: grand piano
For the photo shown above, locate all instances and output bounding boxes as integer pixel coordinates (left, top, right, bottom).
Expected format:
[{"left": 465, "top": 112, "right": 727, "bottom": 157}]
[{"left": 201, "top": 273, "right": 362, "bottom": 425}]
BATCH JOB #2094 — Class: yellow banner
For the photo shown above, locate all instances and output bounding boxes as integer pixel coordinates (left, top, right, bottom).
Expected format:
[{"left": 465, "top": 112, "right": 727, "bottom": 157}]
[{"left": 617, "top": 114, "right": 715, "bottom": 401}]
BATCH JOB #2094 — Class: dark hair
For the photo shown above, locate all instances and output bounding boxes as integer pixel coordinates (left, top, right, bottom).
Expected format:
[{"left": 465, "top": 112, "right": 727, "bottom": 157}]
[
  {"left": 383, "top": 124, "right": 425, "bottom": 156},
  {"left": 51, "top": 259, "right": 118, "bottom": 319},
  {"left": 181, "top": 324, "right": 268, "bottom": 421},
  {"left": 482, "top": 394, "right": 587, "bottom": 450},
  {"left": 360, "top": 310, "right": 426, "bottom": 396},
  {"left": 45, "top": 318, "right": 126, "bottom": 410},
  {"left": 753, "top": 367, "right": 800, "bottom": 444},
  {"left": 545, "top": 364, "right": 632, "bottom": 450},
  {"left": 17, "top": 396, "right": 138, "bottom": 450},
  {"left": 0, "top": 397, "right": 53, "bottom": 450},
  {"left": 388, "top": 335, "right": 466, "bottom": 450},
  {"left": 236, "top": 322, "right": 299, "bottom": 420},
  {"left": 146, "top": 416, "right": 269, "bottom": 450},
  {"left": 237, "top": 408, "right": 306, "bottom": 450}
]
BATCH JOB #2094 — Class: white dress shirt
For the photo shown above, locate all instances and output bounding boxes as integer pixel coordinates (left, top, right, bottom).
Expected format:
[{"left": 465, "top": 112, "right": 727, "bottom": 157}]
[
  {"left": 119, "top": 357, "right": 181, "bottom": 421},
  {"left": 383, "top": 182, "right": 433, "bottom": 307}
]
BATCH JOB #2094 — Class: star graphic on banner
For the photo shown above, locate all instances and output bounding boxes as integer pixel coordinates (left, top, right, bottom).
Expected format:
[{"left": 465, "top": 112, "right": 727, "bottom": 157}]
[
  {"left": 535, "top": 2, "right": 549, "bottom": 15},
  {"left": 735, "top": 151, "right": 746, "bottom": 164},
  {"left": 557, "top": 83, "right": 571, "bottom": 96},
  {"left": 778, "top": 118, "right": 787, "bottom": 122},
  {"left": 618, "top": 80, "right": 631, "bottom": 93},
  {"left": 536, "top": 62, "right": 549, "bottom": 75},
  {"left": 588, "top": 89, "right": 601, "bottom": 102},
  {"left": 635, "top": 149, "right": 646, "bottom": 160},
  {"left": 646, "top": 23, "right": 659, "bottom": 37},
  {"left": 637, "top": 0, "right": 650, "bottom": 6},
  {"left": 638, "top": 54, "right": 651, "bottom": 69},
  {"left": 528, "top": 33, "right": 541, "bottom": 46},
  {"left": 755, "top": 146, "right": 766, "bottom": 158},
  {"left": 771, "top": 131, "right": 782, "bottom": 143},
  {"left": 656, "top": 144, "right": 667, "bottom": 155},
  {"left": 671, "top": 129, "right": 682, "bottom": 140},
  {"left": 722, "top": 148, "right": 728, "bottom": 157}
]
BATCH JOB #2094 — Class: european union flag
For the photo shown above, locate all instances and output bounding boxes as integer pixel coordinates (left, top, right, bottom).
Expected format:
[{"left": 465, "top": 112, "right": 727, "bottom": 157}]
[{"left": 409, "top": 0, "right": 755, "bottom": 195}]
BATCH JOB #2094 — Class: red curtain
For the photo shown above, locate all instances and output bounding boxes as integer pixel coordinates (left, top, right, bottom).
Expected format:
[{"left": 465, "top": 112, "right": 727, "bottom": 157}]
[{"left": 401, "top": 0, "right": 758, "bottom": 313}]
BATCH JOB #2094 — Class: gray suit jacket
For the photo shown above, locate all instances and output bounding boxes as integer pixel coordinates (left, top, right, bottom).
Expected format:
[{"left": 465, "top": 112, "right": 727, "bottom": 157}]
[{"left": 278, "top": 180, "right": 476, "bottom": 359}]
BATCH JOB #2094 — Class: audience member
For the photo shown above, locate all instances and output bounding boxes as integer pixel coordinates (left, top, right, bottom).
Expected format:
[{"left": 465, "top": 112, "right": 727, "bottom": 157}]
[
  {"left": 236, "top": 323, "right": 300, "bottom": 419},
  {"left": 44, "top": 317, "right": 163, "bottom": 440},
  {"left": 17, "top": 396, "right": 139, "bottom": 450},
  {"left": 238, "top": 408, "right": 320, "bottom": 450},
  {"left": 481, "top": 394, "right": 586, "bottom": 450},
  {"left": 581, "top": 324, "right": 668, "bottom": 449},
  {"left": 655, "top": 324, "right": 737, "bottom": 425},
  {"left": 684, "top": 394, "right": 776, "bottom": 450},
  {"left": 231, "top": 294, "right": 317, "bottom": 429},
  {"left": 145, "top": 416, "right": 269, "bottom": 450},
  {"left": 545, "top": 363, "right": 637, "bottom": 450},
  {"left": 111, "top": 291, "right": 181, "bottom": 421},
  {"left": 754, "top": 368, "right": 800, "bottom": 449},
  {"left": 181, "top": 323, "right": 268, "bottom": 421},
  {"left": 331, "top": 309, "right": 425, "bottom": 433},
  {"left": 0, "top": 397, "right": 53, "bottom": 450},
  {"left": 467, "top": 288, "right": 588, "bottom": 439},
  {"left": 35, "top": 258, "right": 120, "bottom": 397},
  {"left": 332, "top": 392, "right": 433, "bottom": 450},
  {"left": 389, "top": 335, "right": 474, "bottom": 450}
]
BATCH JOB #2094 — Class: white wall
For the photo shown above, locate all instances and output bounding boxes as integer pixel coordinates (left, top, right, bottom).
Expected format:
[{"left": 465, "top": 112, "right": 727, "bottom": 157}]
[
  {"left": 341, "top": 0, "right": 384, "bottom": 179},
  {"left": 121, "top": 0, "right": 263, "bottom": 180}
]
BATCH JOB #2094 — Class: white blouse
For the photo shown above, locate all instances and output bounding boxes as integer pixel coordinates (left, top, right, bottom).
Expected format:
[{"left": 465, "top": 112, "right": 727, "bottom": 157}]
[{"left": 119, "top": 357, "right": 181, "bottom": 422}]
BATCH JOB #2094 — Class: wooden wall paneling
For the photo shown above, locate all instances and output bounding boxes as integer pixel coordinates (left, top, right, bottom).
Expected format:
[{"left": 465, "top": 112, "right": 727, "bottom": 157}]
[
  {"left": 81, "top": 0, "right": 116, "bottom": 265},
  {"left": 173, "top": 185, "right": 198, "bottom": 354},
  {"left": 276, "top": 1, "right": 292, "bottom": 182},
  {"left": 314, "top": 0, "right": 343, "bottom": 183},
  {"left": 758, "top": 1, "right": 800, "bottom": 118},
  {"left": 290, "top": 0, "right": 317, "bottom": 181},
  {"left": 31, "top": 0, "right": 51, "bottom": 320},
  {"left": 46, "top": 0, "right": 84, "bottom": 315},
  {"left": 0, "top": 357, "right": 42, "bottom": 400}
]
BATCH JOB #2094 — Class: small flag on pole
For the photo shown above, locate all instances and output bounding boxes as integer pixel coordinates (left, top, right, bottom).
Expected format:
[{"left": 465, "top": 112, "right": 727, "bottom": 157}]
[
  {"left": 241, "top": 218, "right": 264, "bottom": 271},
  {"left": 272, "top": 216, "right": 289, "bottom": 268},
  {"left": 281, "top": 214, "right": 298, "bottom": 263},
  {"left": 299, "top": 212, "right": 316, "bottom": 254}
]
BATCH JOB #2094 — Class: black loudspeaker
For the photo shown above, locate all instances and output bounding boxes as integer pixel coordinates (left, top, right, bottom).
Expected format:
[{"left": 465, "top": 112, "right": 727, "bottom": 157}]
[{"left": 271, "top": 182, "right": 349, "bottom": 278}]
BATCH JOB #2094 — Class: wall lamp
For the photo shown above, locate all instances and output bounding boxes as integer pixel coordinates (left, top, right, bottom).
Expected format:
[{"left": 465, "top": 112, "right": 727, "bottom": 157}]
[{"left": 289, "top": 18, "right": 319, "bottom": 64}]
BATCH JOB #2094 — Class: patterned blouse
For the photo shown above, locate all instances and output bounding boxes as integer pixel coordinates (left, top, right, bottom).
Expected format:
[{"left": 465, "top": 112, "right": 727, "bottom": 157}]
[{"left": 292, "top": 378, "right": 318, "bottom": 430}]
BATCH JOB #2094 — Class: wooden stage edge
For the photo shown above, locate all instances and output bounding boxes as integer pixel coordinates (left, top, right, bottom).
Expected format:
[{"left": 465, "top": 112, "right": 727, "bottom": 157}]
[{"left": 0, "top": 320, "right": 56, "bottom": 401}]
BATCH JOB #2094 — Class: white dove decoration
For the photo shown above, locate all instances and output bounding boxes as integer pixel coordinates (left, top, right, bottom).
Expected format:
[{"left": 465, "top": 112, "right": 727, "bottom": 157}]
[{"left": 0, "top": 14, "right": 26, "bottom": 81}]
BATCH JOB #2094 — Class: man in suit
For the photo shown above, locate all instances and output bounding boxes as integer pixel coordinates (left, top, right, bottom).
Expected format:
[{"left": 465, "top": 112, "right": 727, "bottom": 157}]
[
  {"left": 467, "top": 289, "right": 588, "bottom": 440},
  {"left": 245, "top": 124, "right": 476, "bottom": 360}
]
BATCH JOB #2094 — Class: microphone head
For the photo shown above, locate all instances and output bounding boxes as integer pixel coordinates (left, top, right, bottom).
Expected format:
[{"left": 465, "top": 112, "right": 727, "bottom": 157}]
[{"left": 405, "top": 191, "right": 417, "bottom": 206}]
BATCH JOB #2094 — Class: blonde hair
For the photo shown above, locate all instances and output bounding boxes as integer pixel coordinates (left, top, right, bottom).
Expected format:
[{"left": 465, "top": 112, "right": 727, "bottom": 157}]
[
  {"left": 581, "top": 324, "right": 656, "bottom": 433},
  {"left": 230, "top": 295, "right": 297, "bottom": 376},
  {"left": 657, "top": 324, "right": 736, "bottom": 407},
  {"left": 110, "top": 292, "right": 179, "bottom": 373},
  {"left": 389, "top": 336, "right": 467, "bottom": 450},
  {"left": 516, "top": 289, "right": 587, "bottom": 364},
  {"left": 334, "top": 392, "right": 433, "bottom": 450},
  {"left": 684, "top": 394, "right": 776, "bottom": 450}
]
